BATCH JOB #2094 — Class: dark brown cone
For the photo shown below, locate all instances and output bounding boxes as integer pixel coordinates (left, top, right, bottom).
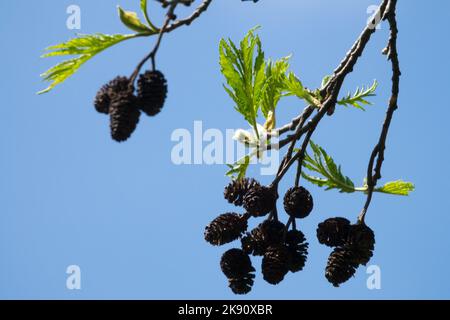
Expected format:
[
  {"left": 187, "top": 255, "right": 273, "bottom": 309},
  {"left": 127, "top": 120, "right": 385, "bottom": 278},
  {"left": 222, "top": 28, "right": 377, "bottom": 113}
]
[
  {"left": 204, "top": 213, "right": 248, "bottom": 246},
  {"left": 283, "top": 186, "right": 313, "bottom": 219},
  {"left": 224, "top": 178, "right": 260, "bottom": 207},
  {"left": 241, "top": 220, "right": 286, "bottom": 256},
  {"left": 94, "top": 86, "right": 110, "bottom": 115},
  {"left": 109, "top": 88, "right": 141, "bottom": 142},
  {"left": 262, "top": 246, "right": 290, "bottom": 285},
  {"left": 243, "top": 185, "right": 277, "bottom": 217},
  {"left": 285, "top": 229, "right": 306, "bottom": 247},
  {"left": 317, "top": 217, "right": 351, "bottom": 247},
  {"left": 260, "top": 219, "right": 287, "bottom": 246},
  {"left": 137, "top": 70, "right": 168, "bottom": 116},
  {"left": 94, "top": 76, "right": 130, "bottom": 114},
  {"left": 346, "top": 223, "right": 375, "bottom": 266},
  {"left": 285, "top": 230, "right": 308, "bottom": 273},
  {"left": 241, "top": 228, "right": 266, "bottom": 256},
  {"left": 228, "top": 274, "right": 255, "bottom": 295},
  {"left": 325, "top": 246, "right": 358, "bottom": 287},
  {"left": 220, "top": 248, "right": 255, "bottom": 279},
  {"left": 240, "top": 233, "right": 255, "bottom": 255}
]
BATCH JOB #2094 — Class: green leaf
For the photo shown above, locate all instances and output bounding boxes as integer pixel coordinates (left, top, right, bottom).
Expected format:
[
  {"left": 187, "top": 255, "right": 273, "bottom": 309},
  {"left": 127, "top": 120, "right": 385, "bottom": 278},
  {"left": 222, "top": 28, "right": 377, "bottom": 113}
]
[
  {"left": 337, "top": 80, "right": 378, "bottom": 111},
  {"left": 219, "top": 27, "right": 266, "bottom": 133},
  {"left": 39, "top": 56, "right": 91, "bottom": 95},
  {"left": 39, "top": 33, "right": 139, "bottom": 94},
  {"left": 284, "top": 72, "right": 321, "bottom": 107},
  {"left": 261, "top": 56, "right": 290, "bottom": 117},
  {"left": 226, "top": 156, "right": 250, "bottom": 180},
  {"left": 140, "top": 0, "right": 159, "bottom": 32},
  {"left": 301, "top": 141, "right": 415, "bottom": 197},
  {"left": 118, "top": 6, "right": 153, "bottom": 33},
  {"left": 302, "top": 140, "right": 356, "bottom": 193},
  {"left": 375, "top": 180, "right": 415, "bottom": 196}
]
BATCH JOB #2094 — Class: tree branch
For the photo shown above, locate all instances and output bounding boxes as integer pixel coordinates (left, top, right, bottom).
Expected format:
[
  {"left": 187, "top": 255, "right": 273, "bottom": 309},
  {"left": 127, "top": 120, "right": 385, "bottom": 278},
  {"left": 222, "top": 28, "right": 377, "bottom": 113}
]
[
  {"left": 130, "top": 0, "right": 214, "bottom": 83},
  {"left": 359, "top": 0, "right": 400, "bottom": 223},
  {"left": 270, "top": 0, "right": 391, "bottom": 188},
  {"left": 165, "top": 0, "right": 213, "bottom": 32}
]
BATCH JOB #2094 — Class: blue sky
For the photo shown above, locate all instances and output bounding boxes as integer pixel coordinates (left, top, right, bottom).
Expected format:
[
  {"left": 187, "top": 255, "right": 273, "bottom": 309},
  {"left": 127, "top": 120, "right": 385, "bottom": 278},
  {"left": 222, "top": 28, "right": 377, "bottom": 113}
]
[{"left": 1, "top": 0, "right": 449, "bottom": 299}]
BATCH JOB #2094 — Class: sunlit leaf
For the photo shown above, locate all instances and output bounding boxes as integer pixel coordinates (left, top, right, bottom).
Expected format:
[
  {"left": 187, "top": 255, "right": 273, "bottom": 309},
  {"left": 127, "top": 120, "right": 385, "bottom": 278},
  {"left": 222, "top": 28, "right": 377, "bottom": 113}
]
[
  {"left": 375, "top": 180, "right": 415, "bottom": 196},
  {"left": 118, "top": 6, "right": 153, "bottom": 33},
  {"left": 337, "top": 80, "right": 378, "bottom": 111}
]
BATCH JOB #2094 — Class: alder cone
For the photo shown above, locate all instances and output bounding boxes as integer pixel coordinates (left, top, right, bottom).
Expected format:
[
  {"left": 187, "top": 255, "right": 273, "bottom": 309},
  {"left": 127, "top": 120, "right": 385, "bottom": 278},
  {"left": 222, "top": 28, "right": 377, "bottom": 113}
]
[
  {"left": 94, "top": 85, "right": 111, "bottom": 114},
  {"left": 283, "top": 186, "right": 313, "bottom": 219},
  {"left": 94, "top": 76, "right": 130, "bottom": 114},
  {"left": 286, "top": 229, "right": 307, "bottom": 247},
  {"left": 285, "top": 230, "right": 309, "bottom": 273},
  {"left": 204, "top": 213, "right": 248, "bottom": 246},
  {"left": 224, "top": 178, "right": 260, "bottom": 207},
  {"left": 228, "top": 275, "right": 255, "bottom": 295},
  {"left": 221, "top": 249, "right": 256, "bottom": 295},
  {"left": 325, "top": 246, "right": 358, "bottom": 287},
  {"left": 220, "top": 248, "right": 255, "bottom": 279},
  {"left": 137, "top": 70, "right": 168, "bottom": 116},
  {"left": 109, "top": 89, "right": 141, "bottom": 142},
  {"left": 346, "top": 223, "right": 375, "bottom": 266},
  {"left": 243, "top": 185, "right": 277, "bottom": 217},
  {"left": 241, "top": 228, "right": 266, "bottom": 256},
  {"left": 260, "top": 219, "right": 287, "bottom": 246},
  {"left": 317, "top": 217, "right": 351, "bottom": 247},
  {"left": 241, "top": 220, "right": 286, "bottom": 256},
  {"left": 262, "top": 246, "right": 290, "bottom": 285}
]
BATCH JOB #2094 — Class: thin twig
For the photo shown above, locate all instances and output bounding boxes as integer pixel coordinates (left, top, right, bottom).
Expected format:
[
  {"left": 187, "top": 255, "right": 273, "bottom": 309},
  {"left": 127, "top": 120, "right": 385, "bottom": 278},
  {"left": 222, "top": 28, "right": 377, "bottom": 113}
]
[
  {"left": 271, "top": 106, "right": 315, "bottom": 136},
  {"left": 266, "top": 106, "right": 314, "bottom": 153},
  {"left": 272, "top": 129, "right": 315, "bottom": 186},
  {"left": 294, "top": 157, "right": 302, "bottom": 187},
  {"left": 359, "top": 0, "right": 400, "bottom": 223},
  {"left": 130, "top": 4, "right": 177, "bottom": 83},
  {"left": 165, "top": 0, "right": 213, "bottom": 32},
  {"left": 130, "top": 0, "right": 213, "bottom": 83}
]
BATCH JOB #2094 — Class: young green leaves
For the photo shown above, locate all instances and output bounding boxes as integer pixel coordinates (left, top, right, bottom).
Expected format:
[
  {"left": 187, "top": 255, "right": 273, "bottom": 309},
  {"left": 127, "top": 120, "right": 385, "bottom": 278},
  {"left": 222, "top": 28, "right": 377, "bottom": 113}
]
[
  {"left": 219, "top": 28, "right": 326, "bottom": 128},
  {"left": 39, "top": 34, "right": 138, "bottom": 94},
  {"left": 220, "top": 29, "right": 386, "bottom": 182},
  {"left": 261, "top": 57, "right": 290, "bottom": 117},
  {"left": 118, "top": 6, "right": 157, "bottom": 34},
  {"left": 375, "top": 180, "right": 415, "bottom": 196},
  {"left": 140, "top": 0, "right": 159, "bottom": 32},
  {"left": 301, "top": 141, "right": 356, "bottom": 193},
  {"left": 39, "top": 1, "right": 159, "bottom": 94},
  {"left": 337, "top": 80, "right": 378, "bottom": 111},
  {"left": 219, "top": 27, "right": 266, "bottom": 136},
  {"left": 284, "top": 72, "right": 321, "bottom": 107},
  {"left": 301, "top": 141, "right": 414, "bottom": 196}
]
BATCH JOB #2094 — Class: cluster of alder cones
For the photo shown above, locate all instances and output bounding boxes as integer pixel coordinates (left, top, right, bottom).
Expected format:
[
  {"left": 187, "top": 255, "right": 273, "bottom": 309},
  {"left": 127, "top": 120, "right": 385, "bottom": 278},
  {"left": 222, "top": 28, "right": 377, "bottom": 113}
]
[
  {"left": 318, "top": 217, "right": 375, "bottom": 287},
  {"left": 204, "top": 178, "right": 313, "bottom": 294},
  {"left": 94, "top": 70, "right": 168, "bottom": 142},
  {"left": 204, "top": 178, "right": 375, "bottom": 294}
]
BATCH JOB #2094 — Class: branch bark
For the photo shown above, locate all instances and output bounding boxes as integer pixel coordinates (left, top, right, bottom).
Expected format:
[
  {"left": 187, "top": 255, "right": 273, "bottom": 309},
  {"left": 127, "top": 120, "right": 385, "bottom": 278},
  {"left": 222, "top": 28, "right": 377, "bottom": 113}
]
[{"left": 359, "top": 0, "right": 400, "bottom": 223}]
